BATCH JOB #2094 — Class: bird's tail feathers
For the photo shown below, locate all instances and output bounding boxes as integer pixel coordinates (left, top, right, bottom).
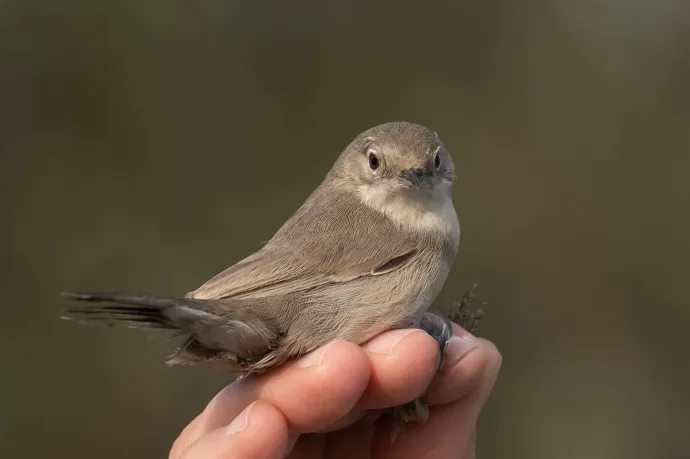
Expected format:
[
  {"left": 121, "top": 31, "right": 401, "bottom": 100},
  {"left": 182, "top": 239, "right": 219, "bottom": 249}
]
[
  {"left": 61, "top": 291, "right": 281, "bottom": 370},
  {"left": 61, "top": 292, "right": 211, "bottom": 330}
]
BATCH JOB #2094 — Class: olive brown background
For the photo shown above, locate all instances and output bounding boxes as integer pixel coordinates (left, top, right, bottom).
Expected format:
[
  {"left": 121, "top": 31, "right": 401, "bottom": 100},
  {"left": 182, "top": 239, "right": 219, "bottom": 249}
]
[{"left": 1, "top": 1, "right": 689, "bottom": 458}]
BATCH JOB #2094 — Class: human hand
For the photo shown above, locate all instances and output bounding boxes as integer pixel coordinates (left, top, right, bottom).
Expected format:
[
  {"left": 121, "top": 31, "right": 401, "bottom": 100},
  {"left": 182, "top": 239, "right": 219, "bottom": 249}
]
[{"left": 169, "top": 323, "right": 501, "bottom": 458}]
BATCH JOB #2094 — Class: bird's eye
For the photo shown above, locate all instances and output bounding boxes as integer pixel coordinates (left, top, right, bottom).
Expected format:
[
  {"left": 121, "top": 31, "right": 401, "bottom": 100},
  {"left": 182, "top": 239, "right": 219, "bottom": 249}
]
[
  {"left": 434, "top": 152, "right": 441, "bottom": 170},
  {"left": 368, "top": 152, "right": 380, "bottom": 170}
]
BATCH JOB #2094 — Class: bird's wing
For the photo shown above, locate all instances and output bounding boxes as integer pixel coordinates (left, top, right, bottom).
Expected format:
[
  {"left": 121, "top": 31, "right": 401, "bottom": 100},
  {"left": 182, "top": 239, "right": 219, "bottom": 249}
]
[{"left": 188, "top": 187, "right": 418, "bottom": 300}]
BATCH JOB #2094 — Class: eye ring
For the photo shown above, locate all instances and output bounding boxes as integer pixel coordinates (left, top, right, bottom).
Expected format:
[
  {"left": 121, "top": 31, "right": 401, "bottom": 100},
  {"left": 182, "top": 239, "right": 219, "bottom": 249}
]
[
  {"left": 368, "top": 152, "right": 380, "bottom": 170},
  {"left": 434, "top": 152, "right": 441, "bottom": 170}
]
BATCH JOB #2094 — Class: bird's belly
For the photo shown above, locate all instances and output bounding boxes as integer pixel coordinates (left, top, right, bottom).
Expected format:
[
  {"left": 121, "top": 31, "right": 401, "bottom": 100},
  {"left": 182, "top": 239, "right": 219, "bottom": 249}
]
[
  {"left": 406, "top": 260, "right": 453, "bottom": 326},
  {"left": 284, "top": 255, "right": 452, "bottom": 354}
]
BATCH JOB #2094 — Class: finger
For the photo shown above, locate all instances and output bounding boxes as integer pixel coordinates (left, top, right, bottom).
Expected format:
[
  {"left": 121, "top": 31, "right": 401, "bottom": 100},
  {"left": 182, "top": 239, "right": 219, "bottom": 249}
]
[
  {"left": 425, "top": 324, "right": 502, "bottom": 406},
  {"left": 372, "top": 340, "right": 501, "bottom": 459},
  {"left": 356, "top": 329, "right": 440, "bottom": 410},
  {"left": 251, "top": 339, "right": 371, "bottom": 431},
  {"left": 316, "top": 409, "right": 369, "bottom": 433},
  {"left": 174, "top": 401, "right": 288, "bottom": 459},
  {"left": 182, "top": 339, "right": 371, "bottom": 442},
  {"left": 464, "top": 428, "right": 477, "bottom": 459},
  {"left": 169, "top": 412, "right": 204, "bottom": 459}
]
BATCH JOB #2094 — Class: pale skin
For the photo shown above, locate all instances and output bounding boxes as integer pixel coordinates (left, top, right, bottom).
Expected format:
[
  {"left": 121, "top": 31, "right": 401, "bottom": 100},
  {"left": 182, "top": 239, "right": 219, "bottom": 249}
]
[{"left": 170, "top": 324, "right": 501, "bottom": 459}]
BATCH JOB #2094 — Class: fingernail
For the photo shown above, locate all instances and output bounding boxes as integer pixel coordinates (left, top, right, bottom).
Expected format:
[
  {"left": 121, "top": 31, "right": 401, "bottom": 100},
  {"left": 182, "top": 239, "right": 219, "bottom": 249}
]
[
  {"left": 363, "top": 329, "right": 425, "bottom": 355},
  {"left": 445, "top": 336, "right": 478, "bottom": 367},
  {"left": 225, "top": 402, "right": 255, "bottom": 435},
  {"left": 296, "top": 341, "right": 336, "bottom": 368}
]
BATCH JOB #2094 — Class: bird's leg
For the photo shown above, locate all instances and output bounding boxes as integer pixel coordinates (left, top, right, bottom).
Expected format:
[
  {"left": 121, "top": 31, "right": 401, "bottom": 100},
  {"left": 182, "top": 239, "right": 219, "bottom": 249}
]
[{"left": 391, "top": 284, "right": 485, "bottom": 428}]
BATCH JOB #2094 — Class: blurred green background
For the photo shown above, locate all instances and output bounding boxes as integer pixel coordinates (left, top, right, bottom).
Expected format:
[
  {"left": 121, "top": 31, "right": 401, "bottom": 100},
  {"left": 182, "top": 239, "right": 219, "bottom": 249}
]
[{"left": 1, "top": 1, "right": 689, "bottom": 458}]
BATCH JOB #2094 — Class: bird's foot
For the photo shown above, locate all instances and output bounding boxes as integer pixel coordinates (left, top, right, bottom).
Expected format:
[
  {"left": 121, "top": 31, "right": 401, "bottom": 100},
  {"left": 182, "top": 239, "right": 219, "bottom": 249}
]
[{"left": 387, "top": 284, "right": 486, "bottom": 438}]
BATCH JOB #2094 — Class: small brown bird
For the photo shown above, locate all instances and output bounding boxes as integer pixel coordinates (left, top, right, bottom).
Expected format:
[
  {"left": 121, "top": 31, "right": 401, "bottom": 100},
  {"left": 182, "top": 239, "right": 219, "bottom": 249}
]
[{"left": 63, "top": 121, "right": 468, "bottom": 423}]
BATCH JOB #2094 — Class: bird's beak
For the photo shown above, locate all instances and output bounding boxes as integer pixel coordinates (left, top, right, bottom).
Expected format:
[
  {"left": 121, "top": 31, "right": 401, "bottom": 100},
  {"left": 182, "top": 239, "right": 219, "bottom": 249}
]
[{"left": 402, "top": 169, "right": 423, "bottom": 188}]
